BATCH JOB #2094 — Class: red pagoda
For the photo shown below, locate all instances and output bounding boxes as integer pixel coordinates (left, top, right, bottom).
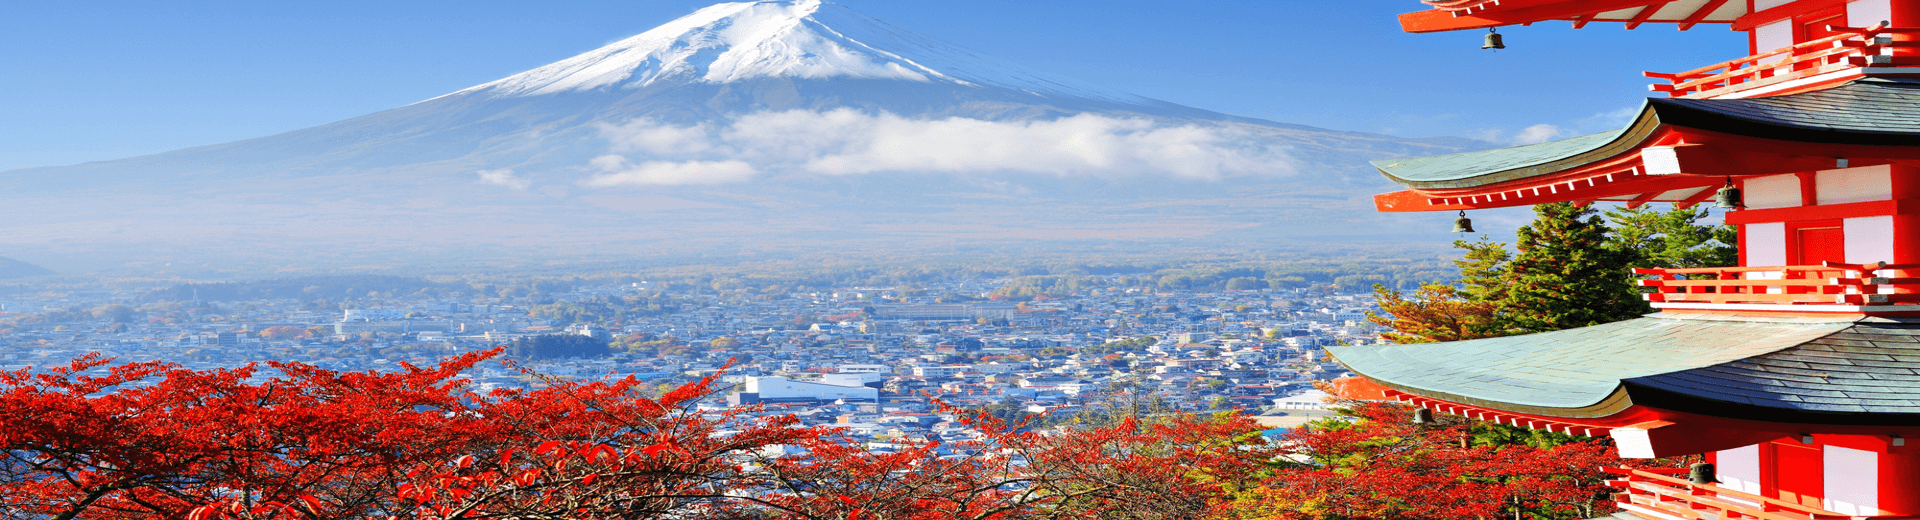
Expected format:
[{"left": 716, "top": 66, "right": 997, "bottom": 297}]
[{"left": 1327, "top": 1, "right": 1920, "bottom": 518}]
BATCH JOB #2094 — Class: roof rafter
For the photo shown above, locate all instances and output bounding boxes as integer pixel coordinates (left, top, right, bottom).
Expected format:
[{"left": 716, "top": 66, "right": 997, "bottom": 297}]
[
  {"left": 1674, "top": 186, "right": 1719, "bottom": 209},
  {"left": 1677, "top": 0, "right": 1732, "bottom": 31},
  {"left": 1624, "top": 1, "right": 1673, "bottom": 30},
  {"left": 1625, "top": 191, "right": 1663, "bottom": 209},
  {"left": 1400, "top": 0, "right": 1672, "bottom": 32}
]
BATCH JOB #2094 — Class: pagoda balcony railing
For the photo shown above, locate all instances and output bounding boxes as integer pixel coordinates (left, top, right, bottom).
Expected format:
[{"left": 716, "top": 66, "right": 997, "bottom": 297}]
[
  {"left": 1636, "top": 261, "right": 1920, "bottom": 307},
  {"left": 1645, "top": 23, "right": 1920, "bottom": 99},
  {"left": 1605, "top": 467, "right": 1920, "bottom": 520}
]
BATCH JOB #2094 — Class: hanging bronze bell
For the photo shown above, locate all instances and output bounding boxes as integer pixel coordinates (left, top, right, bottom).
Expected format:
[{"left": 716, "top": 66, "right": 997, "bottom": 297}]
[
  {"left": 1452, "top": 210, "right": 1475, "bottom": 233},
  {"left": 1483, "top": 28, "right": 1506, "bottom": 50},
  {"left": 1689, "top": 462, "right": 1719, "bottom": 485},
  {"left": 1715, "top": 178, "right": 1743, "bottom": 209},
  {"left": 1411, "top": 408, "right": 1433, "bottom": 425}
]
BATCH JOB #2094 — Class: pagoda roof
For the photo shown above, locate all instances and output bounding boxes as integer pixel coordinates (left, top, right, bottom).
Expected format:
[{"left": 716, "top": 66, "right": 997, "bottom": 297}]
[
  {"left": 1328, "top": 313, "right": 1920, "bottom": 425},
  {"left": 1374, "top": 78, "right": 1920, "bottom": 190},
  {"left": 1371, "top": 79, "right": 1920, "bottom": 211},
  {"left": 1371, "top": 128, "right": 1639, "bottom": 190},
  {"left": 1399, "top": 0, "right": 1748, "bottom": 33}
]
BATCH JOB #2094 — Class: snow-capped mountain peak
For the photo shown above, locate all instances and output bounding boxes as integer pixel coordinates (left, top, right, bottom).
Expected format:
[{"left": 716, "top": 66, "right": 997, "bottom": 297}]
[{"left": 453, "top": 0, "right": 1145, "bottom": 104}]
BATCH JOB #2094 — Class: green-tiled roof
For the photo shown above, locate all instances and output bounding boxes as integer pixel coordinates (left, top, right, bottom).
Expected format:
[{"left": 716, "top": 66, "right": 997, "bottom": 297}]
[
  {"left": 1371, "top": 78, "right": 1920, "bottom": 190},
  {"left": 1369, "top": 131, "right": 1626, "bottom": 186},
  {"left": 1328, "top": 315, "right": 1853, "bottom": 415}
]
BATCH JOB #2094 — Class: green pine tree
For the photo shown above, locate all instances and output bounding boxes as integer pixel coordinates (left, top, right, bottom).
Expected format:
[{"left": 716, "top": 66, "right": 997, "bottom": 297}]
[
  {"left": 1452, "top": 236, "right": 1513, "bottom": 305},
  {"left": 1604, "top": 203, "right": 1738, "bottom": 271},
  {"left": 1503, "top": 203, "right": 1649, "bottom": 332}
]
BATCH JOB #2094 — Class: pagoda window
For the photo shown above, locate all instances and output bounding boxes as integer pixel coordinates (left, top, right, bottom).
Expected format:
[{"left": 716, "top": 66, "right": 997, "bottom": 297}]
[
  {"left": 1843, "top": 215, "right": 1896, "bottom": 268},
  {"left": 1716, "top": 443, "right": 1765, "bottom": 494},
  {"left": 1850, "top": 0, "right": 1896, "bottom": 27},
  {"left": 1743, "top": 222, "right": 1789, "bottom": 268},
  {"left": 1816, "top": 165, "right": 1893, "bottom": 205},
  {"left": 1825, "top": 445, "right": 1881, "bottom": 515},
  {"left": 1754, "top": 19, "right": 1796, "bottom": 54},
  {"left": 1744, "top": 173, "right": 1804, "bottom": 209}
]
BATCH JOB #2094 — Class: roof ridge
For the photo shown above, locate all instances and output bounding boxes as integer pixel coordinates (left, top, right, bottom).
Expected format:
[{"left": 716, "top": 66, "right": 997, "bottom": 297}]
[{"left": 1646, "top": 312, "right": 1865, "bottom": 325}]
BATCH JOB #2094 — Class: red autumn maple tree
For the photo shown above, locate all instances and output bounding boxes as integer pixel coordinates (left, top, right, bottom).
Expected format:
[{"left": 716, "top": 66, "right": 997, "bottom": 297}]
[{"left": 1, "top": 351, "right": 1666, "bottom": 520}]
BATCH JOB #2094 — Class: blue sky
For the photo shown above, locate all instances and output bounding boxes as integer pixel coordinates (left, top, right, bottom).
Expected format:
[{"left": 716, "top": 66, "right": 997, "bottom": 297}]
[{"left": 0, "top": 0, "right": 1744, "bottom": 172}]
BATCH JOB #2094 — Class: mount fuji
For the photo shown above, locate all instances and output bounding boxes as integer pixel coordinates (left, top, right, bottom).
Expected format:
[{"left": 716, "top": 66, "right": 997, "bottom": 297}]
[{"left": 1, "top": 0, "right": 1490, "bottom": 272}]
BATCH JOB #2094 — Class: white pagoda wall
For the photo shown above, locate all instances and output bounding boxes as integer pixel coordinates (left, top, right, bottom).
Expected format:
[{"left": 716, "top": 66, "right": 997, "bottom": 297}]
[{"left": 1736, "top": 165, "right": 1902, "bottom": 269}]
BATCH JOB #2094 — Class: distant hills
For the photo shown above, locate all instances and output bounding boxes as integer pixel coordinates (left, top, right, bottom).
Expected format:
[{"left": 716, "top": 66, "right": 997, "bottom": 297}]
[
  {"left": 0, "top": 256, "right": 55, "bottom": 279},
  {"left": 0, "top": 0, "right": 1496, "bottom": 273}
]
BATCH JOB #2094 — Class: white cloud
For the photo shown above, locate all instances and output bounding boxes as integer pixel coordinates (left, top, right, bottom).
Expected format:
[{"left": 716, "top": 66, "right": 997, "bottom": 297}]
[
  {"left": 581, "top": 109, "right": 1296, "bottom": 186},
  {"left": 1581, "top": 106, "right": 1640, "bottom": 129},
  {"left": 582, "top": 156, "right": 758, "bottom": 186},
  {"left": 476, "top": 168, "right": 529, "bottom": 190},
  {"left": 1512, "top": 124, "right": 1570, "bottom": 145},
  {"left": 599, "top": 120, "right": 715, "bottom": 155},
  {"left": 1467, "top": 128, "right": 1507, "bottom": 143}
]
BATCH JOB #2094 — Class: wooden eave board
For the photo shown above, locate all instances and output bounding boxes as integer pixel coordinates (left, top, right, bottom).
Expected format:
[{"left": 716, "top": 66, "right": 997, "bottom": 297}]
[{"left": 1401, "top": 0, "right": 1746, "bottom": 32}]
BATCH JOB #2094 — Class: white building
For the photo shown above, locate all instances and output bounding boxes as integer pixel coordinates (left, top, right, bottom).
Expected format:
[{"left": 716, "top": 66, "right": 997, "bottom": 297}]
[
  {"left": 1272, "top": 389, "right": 1336, "bottom": 410},
  {"left": 912, "top": 365, "right": 971, "bottom": 378},
  {"left": 821, "top": 372, "right": 883, "bottom": 388},
  {"left": 733, "top": 376, "right": 878, "bottom": 405}
]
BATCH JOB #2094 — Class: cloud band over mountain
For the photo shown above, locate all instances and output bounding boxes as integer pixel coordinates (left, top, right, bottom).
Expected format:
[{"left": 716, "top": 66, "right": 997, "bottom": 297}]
[{"left": 581, "top": 109, "right": 1299, "bottom": 186}]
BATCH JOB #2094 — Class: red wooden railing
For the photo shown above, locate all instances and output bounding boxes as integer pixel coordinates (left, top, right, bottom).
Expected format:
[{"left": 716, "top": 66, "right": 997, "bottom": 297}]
[
  {"left": 1645, "top": 23, "right": 1920, "bottom": 99},
  {"left": 1605, "top": 467, "right": 1920, "bottom": 520},
  {"left": 1636, "top": 261, "right": 1920, "bottom": 306}
]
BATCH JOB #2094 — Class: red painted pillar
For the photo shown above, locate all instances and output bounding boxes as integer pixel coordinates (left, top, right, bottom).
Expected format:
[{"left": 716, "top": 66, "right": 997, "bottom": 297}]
[
  {"left": 1891, "top": 164, "right": 1920, "bottom": 290},
  {"left": 1894, "top": 0, "right": 1920, "bottom": 26},
  {"left": 1880, "top": 448, "right": 1920, "bottom": 515},
  {"left": 1893, "top": 0, "right": 1920, "bottom": 57}
]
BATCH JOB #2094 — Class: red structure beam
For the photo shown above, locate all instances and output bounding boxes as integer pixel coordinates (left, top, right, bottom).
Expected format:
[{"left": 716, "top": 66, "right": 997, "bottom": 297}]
[
  {"left": 1624, "top": 2, "right": 1672, "bottom": 30},
  {"left": 1374, "top": 126, "right": 1920, "bottom": 213},
  {"left": 1673, "top": 185, "right": 1718, "bottom": 209},
  {"left": 1625, "top": 190, "right": 1663, "bottom": 209},
  {"left": 1399, "top": 0, "right": 1671, "bottom": 32},
  {"left": 1677, "top": 0, "right": 1732, "bottom": 30}
]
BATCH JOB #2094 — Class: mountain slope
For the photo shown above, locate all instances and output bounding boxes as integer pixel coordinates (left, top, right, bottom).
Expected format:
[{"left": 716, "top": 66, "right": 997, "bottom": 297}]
[
  {"left": 450, "top": 0, "right": 1147, "bottom": 104},
  {"left": 0, "top": 1, "right": 1494, "bottom": 272},
  {"left": 0, "top": 256, "right": 55, "bottom": 279}
]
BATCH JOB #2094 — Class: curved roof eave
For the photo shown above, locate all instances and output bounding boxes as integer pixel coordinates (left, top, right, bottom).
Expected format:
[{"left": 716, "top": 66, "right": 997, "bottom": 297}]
[
  {"left": 1327, "top": 314, "right": 1859, "bottom": 419},
  {"left": 1371, "top": 79, "right": 1920, "bottom": 191},
  {"left": 1369, "top": 104, "right": 1662, "bottom": 190}
]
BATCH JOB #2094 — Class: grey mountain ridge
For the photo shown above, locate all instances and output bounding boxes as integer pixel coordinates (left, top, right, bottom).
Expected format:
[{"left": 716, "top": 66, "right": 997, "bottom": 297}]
[
  {"left": 0, "top": 257, "right": 55, "bottom": 279},
  {"left": 0, "top": 1, "right": 1500, "bottom": 272}
]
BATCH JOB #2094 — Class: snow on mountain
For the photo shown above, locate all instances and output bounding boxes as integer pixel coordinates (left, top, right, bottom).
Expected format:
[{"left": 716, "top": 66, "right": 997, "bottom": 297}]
[
  {"left": 450, "top": 0, "right": 1148, "bottom": 105},
  {"left": 0, "top": 0, "right": 1499, "bottom": 270}
]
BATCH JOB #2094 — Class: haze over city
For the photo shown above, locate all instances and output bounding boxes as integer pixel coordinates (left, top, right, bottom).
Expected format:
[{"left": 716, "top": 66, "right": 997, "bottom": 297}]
[{"left": 2, "top": 0, "right": 1745, "bottom": 275}]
